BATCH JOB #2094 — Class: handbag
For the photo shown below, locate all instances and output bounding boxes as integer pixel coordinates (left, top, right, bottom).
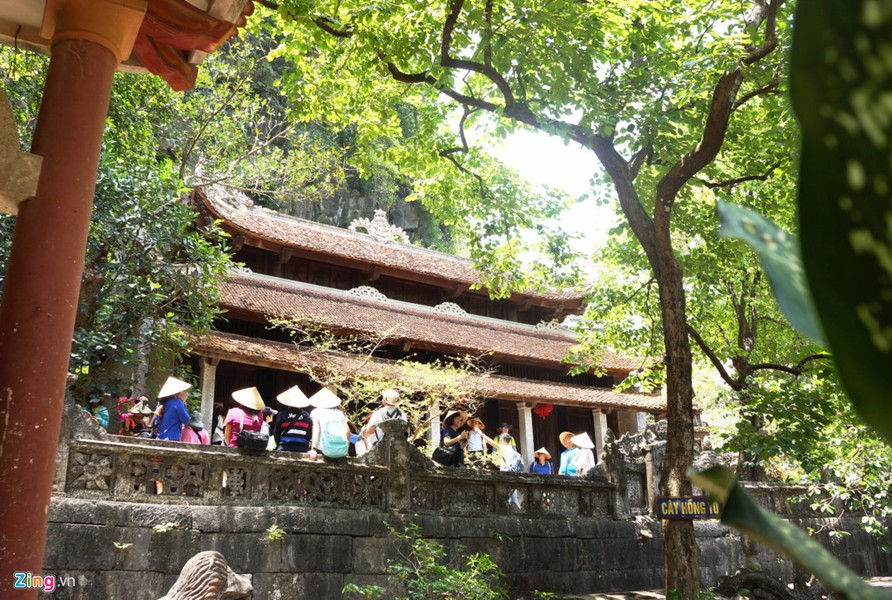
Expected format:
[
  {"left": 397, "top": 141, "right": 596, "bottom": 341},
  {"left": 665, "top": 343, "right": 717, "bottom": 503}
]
[
  {"left": 432, "top": 444, "right": 458, "bottom": 466},
  {"left": 236, "top": 430, "right": 269, "bottom": 454}
]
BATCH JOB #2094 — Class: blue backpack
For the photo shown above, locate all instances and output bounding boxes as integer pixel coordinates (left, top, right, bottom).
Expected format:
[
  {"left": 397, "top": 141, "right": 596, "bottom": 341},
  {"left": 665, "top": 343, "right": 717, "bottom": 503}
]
[{"left": 319, "top": 417, "right": 349, "bottom": 458}]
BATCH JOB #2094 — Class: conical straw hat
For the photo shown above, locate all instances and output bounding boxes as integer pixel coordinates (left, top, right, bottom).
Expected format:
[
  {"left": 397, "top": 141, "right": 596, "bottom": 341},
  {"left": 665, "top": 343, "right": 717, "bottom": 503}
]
[
  {"left": 309, "top": 387, "right": 341, "bottom": 409},
  {"left": 158, "top": 376, "right": 191, "bottom": 398},
  {"left": 232, "top": 387, "right": 265, "bottom": 411},
  {"left": 533, "top": 447, "right": 552, "bottom": 459},
  {"left": 277, "top": 386, "right": 310, "bottom": 408},
  {"left": 570, "top": 432, "right": 595, "bottom": 449}
]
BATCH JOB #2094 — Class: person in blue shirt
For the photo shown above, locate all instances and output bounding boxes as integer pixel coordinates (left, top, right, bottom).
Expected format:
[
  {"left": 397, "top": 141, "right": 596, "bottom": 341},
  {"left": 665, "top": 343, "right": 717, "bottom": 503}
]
[
  {"left": 558, "top": 431, "right": 580, "bottom": 476},
  {"left": 529, "top": 447, "right": 555, "bottom": 474},
  {"left": 155, "top": 376, "right": 191, "bottom": 441},
  {"left": 87, "top": 394, "right": 110, "bottom": 429}
]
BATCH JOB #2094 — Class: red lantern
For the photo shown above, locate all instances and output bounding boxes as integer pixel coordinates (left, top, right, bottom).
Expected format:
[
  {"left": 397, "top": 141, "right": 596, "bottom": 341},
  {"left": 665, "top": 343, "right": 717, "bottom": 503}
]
[{"left": 532, "top": 403, "right": 553, "bottom": 419}]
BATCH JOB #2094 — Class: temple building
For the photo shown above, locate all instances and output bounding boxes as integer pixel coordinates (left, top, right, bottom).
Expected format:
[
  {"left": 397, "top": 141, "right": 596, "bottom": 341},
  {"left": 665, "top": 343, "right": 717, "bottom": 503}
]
[{"left": 187, "top": 186, "right": 666, "bottom": 463}]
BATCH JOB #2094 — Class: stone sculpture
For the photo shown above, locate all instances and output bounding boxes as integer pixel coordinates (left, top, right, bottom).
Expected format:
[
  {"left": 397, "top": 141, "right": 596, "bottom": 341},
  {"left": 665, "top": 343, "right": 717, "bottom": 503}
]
[{"left": 158, "top": 551, "right": 252, "bottom": 600}]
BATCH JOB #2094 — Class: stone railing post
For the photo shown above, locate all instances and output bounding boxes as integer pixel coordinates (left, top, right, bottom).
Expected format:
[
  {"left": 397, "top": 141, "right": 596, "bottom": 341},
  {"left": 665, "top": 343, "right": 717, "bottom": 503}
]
[
  {"left": 374, "top": 419, "right": 415, "bottom": 510},
  {"left": 601, "top": 430, "right": 630, "bottom": 517},
  {"left": 644, "top": 440, "right": 666, "bottom": 515}
]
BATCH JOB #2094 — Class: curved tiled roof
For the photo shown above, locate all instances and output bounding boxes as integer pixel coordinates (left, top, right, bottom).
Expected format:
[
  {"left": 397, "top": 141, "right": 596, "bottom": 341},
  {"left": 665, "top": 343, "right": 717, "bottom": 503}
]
[
  {"left": 219, "top": 272, "right": 644, "bottom": 374},
  {"left": 194, "top": 186, "right": 585, "bottom": 305},
  {"left": 192, "top": 331, "right": 666, "bottom": 413}
]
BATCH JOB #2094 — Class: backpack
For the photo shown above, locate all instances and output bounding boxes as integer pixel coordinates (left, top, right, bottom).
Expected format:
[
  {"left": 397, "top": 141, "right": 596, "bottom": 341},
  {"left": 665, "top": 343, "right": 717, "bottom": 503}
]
[
  {"left": 357, "top": 407, "right": 405, "bottom": 456},
  {"left": 319, "top": 416, "right": 349, "bottom": 458},
  {"left": 504, "top": 449, "right": 525, "bottom": 473}
]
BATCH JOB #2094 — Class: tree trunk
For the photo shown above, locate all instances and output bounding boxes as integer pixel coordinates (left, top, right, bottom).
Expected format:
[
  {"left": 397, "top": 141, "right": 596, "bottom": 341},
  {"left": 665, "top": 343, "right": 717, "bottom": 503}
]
[{"left": 656, "top": 250, "right": 701, "bottom": 596}]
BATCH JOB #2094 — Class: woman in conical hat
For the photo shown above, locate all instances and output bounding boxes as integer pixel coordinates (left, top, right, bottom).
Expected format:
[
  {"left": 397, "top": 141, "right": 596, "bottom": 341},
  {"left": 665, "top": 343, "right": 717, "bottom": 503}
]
[
  {"left": 154, "top": 377, "right": 191, "bottom": 441},
  {"left": 558, "top": 431, "right": 580, "bottom": 476},
  {"left": 307, "top": 387, "right": 350, "bottom": 461},
  {"left": 158, "top": 376, "right": 191, "bottom": 398},
  {"left": 273, "top": 386, "right": 313, "bottom": 453},
  {"left": 529, "top": 447, "right": 555, "bottom": 475},
  {"left": 223, "top": 387, "right": 264, "bottom": 448},
  {"left": 277, "top": 385, "right": 310, "bottom": 409},
  {"left": 569, "top": 432, "right": 596, "bottom": 477},
  {"left": 308, "top": 387, "right": 341, "bottom": 409}
]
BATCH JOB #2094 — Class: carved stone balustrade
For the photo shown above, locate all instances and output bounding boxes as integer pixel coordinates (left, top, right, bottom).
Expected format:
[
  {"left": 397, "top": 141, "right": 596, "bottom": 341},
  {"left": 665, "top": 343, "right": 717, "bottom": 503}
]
[
  {"left": 63, "top": 437, "right": 389, "bottom": 509},
  {"left": 60, "top": 429, "right": 617, "bottom": 519}
]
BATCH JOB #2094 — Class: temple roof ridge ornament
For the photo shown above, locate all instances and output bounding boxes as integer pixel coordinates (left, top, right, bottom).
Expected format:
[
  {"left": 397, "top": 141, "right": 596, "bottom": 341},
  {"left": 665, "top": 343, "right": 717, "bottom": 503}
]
[
  {"left": 228, "top": 264, "right": 253, "bottom": 276},
  {"left": 536, "top": 319, "right": 570, "bottom": 331},
  {"left": 433, "top": 302, "right": 468, "bottom": 316},
  {"left": 347, "top": 285, "right": 388, "bottom": 302},
  {"left": 349, "top": 209, "right": 409, "bottom": 244}
]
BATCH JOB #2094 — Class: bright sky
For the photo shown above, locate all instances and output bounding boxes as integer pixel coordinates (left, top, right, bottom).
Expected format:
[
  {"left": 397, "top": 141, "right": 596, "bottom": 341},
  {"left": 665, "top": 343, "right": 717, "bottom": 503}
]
[{"left": 490, "top": 129, "right": 620, "bottom": 256}]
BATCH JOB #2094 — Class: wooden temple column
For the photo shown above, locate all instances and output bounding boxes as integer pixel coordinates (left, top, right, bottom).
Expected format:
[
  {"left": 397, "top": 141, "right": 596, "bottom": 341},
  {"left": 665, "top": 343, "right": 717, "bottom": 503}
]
[
  {"left": 516, "top": 403, "right": 534, "bottom": 465},
  {"left": 0, "top": 0, "right": 146, "bottom": 590},
  {"left": 592, "top": 409, "right": 609, "bottom": 462},
  {"left": 199, "top": 357, "right": 220, "bottom": 430}
]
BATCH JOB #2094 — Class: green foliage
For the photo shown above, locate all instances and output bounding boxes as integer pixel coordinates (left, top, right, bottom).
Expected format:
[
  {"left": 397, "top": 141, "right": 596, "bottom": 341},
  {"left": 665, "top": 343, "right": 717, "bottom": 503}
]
[
  {"left": 342, "top": 523, "right": 508, "bottom": 600},
  {"left": 789, "top": 0, "right": 892, "bottom": 447},
  {"left": 692, "top": 466, "right": 892, "bottom": 600},
  {"left": 268, "top": 317, "right": 492, "bottom": 443},
  {"left": 687, "top": 2, "right": 892, "bottom": 597},
  {"left": 151, "top": 521, "right": 182, "bottom": 534},
  {"left": 668, "top": 589, "right": 716, "bottom": 600},
  {"left": 265, "top": 524, "right": 287, "bottom": 542},
  {"left": 716, "top": 201, "right": 824, "bottom": 345}
]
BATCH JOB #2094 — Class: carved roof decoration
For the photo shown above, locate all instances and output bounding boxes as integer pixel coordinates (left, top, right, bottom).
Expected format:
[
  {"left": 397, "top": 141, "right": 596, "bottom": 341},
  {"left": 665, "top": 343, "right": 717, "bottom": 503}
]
[
  {"left": 192, "top": 331, "right": 667, "bottom": 413},
  {"left": 193, "top": 186, "right": 586, "bottom": 308},
  {"left": 349, "top": 210, "right": 409, "bottom": 244},
  {"left": 536, "top": 320, "right": 570, "bottom": 331},
  {"left": 219, "top": 272, "right": 643, "bottom": 375},
  {"left": 433, "top": 302, "right": 468, "bottom": 316},
  {"left": 228, "top": 264, "right": 254, "bottom": 276},
  {"left": 347, "top": 286, "right": 388, "bottom": 302}
]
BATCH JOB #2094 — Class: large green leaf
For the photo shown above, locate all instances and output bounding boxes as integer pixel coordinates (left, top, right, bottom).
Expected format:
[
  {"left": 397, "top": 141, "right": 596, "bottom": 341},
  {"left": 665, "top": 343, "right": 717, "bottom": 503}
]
[
  {"left": 717, "top": 200, "right": 825, "bottom": 344},
  {"left": 690, "top": 466, "right": 892, "bottom": 600},
  {"left": 790, "top": 0, "right": 892, "bottom": 444}
]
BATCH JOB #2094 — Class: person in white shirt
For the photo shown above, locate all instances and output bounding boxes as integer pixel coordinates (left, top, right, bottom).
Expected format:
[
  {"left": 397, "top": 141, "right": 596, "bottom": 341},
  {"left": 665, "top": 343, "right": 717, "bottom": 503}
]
[
  {"left": 357, "top": 388, "right": 407, "bottom": 455},
  {"left": 465, "top": 416, "right": 498, "bottom": 467},
  {"left": 570, "top": 432, "right": 596, "bottom": 477}
]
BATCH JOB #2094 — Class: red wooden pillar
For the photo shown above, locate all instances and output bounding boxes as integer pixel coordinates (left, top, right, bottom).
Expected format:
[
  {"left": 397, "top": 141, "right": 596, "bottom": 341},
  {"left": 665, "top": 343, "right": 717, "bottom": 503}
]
[{"left": 0, "top": 2, "right": 145, "bottom": 595}]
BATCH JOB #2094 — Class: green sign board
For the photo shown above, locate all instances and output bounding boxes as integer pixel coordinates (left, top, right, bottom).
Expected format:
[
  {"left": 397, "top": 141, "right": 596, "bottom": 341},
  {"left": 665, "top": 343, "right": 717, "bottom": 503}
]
[{"left": 656, "top": 496, "right": 721, "bottom": 520}]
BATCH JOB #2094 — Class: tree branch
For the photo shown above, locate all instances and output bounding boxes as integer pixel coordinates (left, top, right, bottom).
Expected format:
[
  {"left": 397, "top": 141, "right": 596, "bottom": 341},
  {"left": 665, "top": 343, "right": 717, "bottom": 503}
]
[
  {"left": 743, "top": 0, "right": 783, "bottom": 65},
  {"left": 312, "top": 16, "right": 353, "bottom": 38},
  {"left": 629, "top": 143, "right": 654, "bottom": 180},
  {"left": 733, "top": 77, "right": 781, "bottom": 110},
  {"left": 748, "top": 353, "right": 832, "bottom": 376},
  {"left": 687, "top": 323, "right": 742, "bottom": 390},
  {"left": 437, "top": 107, "right": 489, "bottom": 198},
  {"left": 655, "top": 69, "right": 743, "bottom": 210},
  {"left": 440, "top": 0, "right": 516, "bottom": 104},
  {"left": 697, "top": 160, "right": 782, "bottom": 189}
]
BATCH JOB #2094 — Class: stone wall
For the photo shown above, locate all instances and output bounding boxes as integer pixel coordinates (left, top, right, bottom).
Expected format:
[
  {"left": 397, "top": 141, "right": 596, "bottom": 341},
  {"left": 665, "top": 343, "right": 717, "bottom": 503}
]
[
  {"left": 42, "top": 413, "right": 892, "bottom": 599},
  {"left": 41, "top": 498, "right": 892, "bottom": 600}
]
